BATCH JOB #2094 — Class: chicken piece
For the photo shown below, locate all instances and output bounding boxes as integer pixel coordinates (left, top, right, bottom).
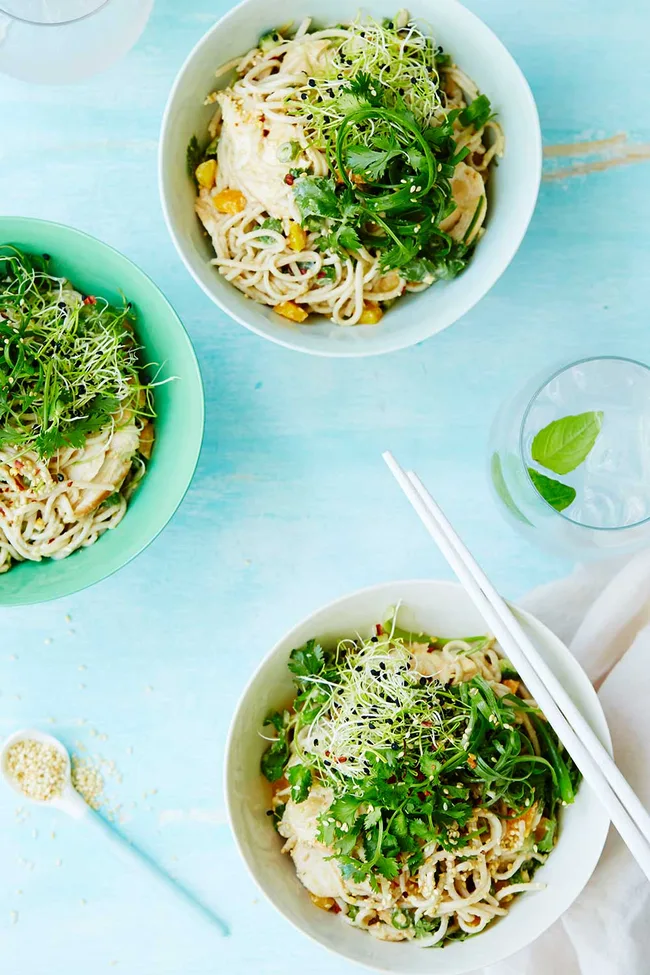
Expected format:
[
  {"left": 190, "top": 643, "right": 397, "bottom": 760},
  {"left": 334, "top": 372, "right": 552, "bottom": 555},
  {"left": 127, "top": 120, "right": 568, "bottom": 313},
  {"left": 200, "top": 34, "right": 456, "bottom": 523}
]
[
  {"left": 215, "top": 91, "right": 303, "bottom": 222},
  {"left": 73, "top": 420, "right": 140, "bottom": 516},
  {"left": 278, "top": 785, "right": 333, "bottom": 845},
  {"left": 291, "top": 842, "right": 345, "bottom": 899},
  {"left": 439, "top": 161, "right": 487, "bottom": 244},
  {"left": 138, "top": 421, "right": 155, "bottom": 460}
]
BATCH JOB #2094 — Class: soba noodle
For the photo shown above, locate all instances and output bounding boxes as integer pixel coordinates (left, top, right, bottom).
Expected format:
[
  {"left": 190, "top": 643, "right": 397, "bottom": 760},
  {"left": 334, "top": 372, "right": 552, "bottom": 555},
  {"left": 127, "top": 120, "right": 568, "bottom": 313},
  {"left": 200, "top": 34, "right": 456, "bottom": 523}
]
[{"left": 191, "top": 12, "right": 504, "bottom": 327}]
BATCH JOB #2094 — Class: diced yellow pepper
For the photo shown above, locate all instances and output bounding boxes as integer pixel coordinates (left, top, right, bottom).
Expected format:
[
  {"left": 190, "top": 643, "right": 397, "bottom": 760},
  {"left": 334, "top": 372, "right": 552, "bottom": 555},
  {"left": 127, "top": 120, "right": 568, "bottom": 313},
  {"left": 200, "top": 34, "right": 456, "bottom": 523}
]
[
  {"left": 213, "top": 188, "right": 247, "bottom": 214},
  {"left": 288, "top": 222, "right": 308, "bottom": 252},
  {"left": 358, "top": 301, "right": 384, "bottom": 325},
  {"left": 274, "top": 300, "right": 309, "bottom": 323},
  {"left": 195, "top": 159, "right": 217, "bottom": 190}
]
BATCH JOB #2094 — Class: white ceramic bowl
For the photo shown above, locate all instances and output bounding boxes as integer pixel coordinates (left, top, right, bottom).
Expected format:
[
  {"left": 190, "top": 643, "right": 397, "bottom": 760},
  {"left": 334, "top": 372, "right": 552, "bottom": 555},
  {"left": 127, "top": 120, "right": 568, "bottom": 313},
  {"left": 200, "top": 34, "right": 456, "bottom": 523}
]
[
  {"left": 225, "top": 580, "right": 610, "bottom": 974},
  {"left": 160, "top": 0, "right": 541, "bottom": 357}
]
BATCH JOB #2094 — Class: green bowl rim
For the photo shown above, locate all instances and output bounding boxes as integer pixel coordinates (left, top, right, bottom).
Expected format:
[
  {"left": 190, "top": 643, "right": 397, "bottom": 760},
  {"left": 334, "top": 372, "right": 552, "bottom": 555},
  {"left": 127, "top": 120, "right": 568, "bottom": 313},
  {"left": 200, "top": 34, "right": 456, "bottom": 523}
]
[{"left": 0, "top": 215, "right": 205, "bottom": 606}]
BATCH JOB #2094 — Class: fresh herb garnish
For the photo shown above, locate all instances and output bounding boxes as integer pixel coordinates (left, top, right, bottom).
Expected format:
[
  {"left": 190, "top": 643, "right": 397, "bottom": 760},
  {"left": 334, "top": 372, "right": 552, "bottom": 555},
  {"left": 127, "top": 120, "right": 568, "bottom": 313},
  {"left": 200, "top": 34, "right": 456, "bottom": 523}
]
[
  {"left": 459, "top": 94, "right": 494, "bottom": 130},
  {"left": 257, "top": 218, "right": 284, "bottom": 244},
  {"left": 531, "top": 411, "right": 603, "bottom": 475},
  {"left": 186, "top": 135, "right": 202, "bottom": 181},
  {"left": 260, "top": 710, "right": 290, "bottom": 782},
  {"left": 283, "top": 15, "right": 496, "bottom": 280},
  {"left": 527, "top": 469, "right": 577, "bottom": 512},
  {"left": 262, "top": 620, "right": 578, "bottom": 895},
  {"left": 0, "top": 247, "right": 154, "bottom": 459}
]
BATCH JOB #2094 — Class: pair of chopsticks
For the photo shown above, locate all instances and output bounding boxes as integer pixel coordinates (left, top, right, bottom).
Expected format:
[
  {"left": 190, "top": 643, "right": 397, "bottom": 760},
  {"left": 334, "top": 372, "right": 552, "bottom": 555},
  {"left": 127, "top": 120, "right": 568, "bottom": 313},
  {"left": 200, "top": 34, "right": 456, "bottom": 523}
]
[{"left": 383, "top": 451, "right": 650, "bottom": 883}]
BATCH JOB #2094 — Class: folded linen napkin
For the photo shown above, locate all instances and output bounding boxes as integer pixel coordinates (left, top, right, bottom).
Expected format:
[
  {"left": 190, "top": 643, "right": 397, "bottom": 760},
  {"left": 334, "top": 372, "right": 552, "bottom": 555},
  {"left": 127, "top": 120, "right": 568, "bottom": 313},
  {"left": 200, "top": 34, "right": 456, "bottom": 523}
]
[{"left": 478, "top": 549, "right": 650, "bottom": 975}]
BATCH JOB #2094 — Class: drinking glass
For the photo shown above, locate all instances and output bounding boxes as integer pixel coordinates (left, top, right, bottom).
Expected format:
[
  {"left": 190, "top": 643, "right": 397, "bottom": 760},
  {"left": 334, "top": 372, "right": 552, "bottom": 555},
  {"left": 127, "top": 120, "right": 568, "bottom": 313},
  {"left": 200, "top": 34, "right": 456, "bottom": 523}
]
[
  {"left": 489, "top": 356, "right": 650, "bottom": 559},
  {"left": 0, "top": 0, "right": 153, "bottom": 84}
]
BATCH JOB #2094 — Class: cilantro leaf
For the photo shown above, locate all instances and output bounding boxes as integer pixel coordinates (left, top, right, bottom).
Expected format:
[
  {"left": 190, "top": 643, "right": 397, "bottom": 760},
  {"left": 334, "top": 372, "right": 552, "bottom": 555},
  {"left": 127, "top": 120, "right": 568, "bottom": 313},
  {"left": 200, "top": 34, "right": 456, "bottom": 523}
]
[
  {"left": 376, "top": 855, "right": 400, "bottom": 880},
  {"left": 364, "top": 807, "right": 382, "bottom": 830},
  {"left": 345, "top": 71, "right": 383, "bottom": 107},
  {"left": 288, "top": 639, "right": 324, "bottom": 677},
  {"left": 346, "top": 143, "right": 401, "bottom": 181},
  {"left": 258, "top": 218, "right": 283, "bottom": 244},
  {"left": 287, "top": 764, "right": 312, "bottom": 803},
  {"left": 335, "top": 225, "right": 362, "bottom": 251},
  {"left": 401, "top": 257, "right": 436, "bottom": 284},
  {"left": 292, "top": 176, "right": 341, "bottom": 220},
  {"left": 260, "top": 711, "right": 289, "bottom": 782}
]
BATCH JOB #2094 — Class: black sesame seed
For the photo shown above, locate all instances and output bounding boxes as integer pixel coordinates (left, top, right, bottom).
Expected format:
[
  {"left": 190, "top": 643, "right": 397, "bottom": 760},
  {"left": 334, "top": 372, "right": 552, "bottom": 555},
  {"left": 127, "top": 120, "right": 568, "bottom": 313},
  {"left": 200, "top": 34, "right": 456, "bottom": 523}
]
[
  {"left": 266, "top": 809, "right": 273, "bottom": 816},
  {"left": 370, "top": 669, "right": 379, "bottom": 677},
  {"left": 308, "top": 78, "right": 316, "bottom": 87},
  {"left": 300, "top": 92, "right": 308, "bottom": 100},
  {"left": 371, "top": 636, "right": 378, "bottom": 643},
  {"left": 57, "top": 473, "right": 65, "bottom": 482},
  {"left": 307, "top": 114, "right": 313, "bottom": 121},
  {"left": 43, "top": 253, "right": 51, "bottom": 260},
  {"left": 314, "top": 738, "right": 319, "bottom": 745},
  {"left": 355, "top": 665, "right": 362, "bottom": 672},
  {"left": 379, "top": 663, "right": 386, "bottom": 671},
  {"left": 419, "top": 678, "right": 428, "bottom": 686},
  {"left": 58, "top": 301, "right": 66, "bottom": 309}
]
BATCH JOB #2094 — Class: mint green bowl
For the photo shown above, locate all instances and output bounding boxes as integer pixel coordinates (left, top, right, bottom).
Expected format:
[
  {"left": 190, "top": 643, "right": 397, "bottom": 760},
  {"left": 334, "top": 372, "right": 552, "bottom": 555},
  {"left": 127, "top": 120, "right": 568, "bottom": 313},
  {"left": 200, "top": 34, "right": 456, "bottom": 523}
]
[{"left": 0, "top": 217, "right": 204, "bottom": 606}]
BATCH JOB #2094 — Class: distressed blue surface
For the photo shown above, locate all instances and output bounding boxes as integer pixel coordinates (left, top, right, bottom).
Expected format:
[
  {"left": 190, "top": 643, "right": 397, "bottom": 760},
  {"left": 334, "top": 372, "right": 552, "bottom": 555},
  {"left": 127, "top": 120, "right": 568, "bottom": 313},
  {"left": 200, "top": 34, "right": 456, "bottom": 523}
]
[{"left": 1, "top": 1, "right": 649, "bottom": 971}]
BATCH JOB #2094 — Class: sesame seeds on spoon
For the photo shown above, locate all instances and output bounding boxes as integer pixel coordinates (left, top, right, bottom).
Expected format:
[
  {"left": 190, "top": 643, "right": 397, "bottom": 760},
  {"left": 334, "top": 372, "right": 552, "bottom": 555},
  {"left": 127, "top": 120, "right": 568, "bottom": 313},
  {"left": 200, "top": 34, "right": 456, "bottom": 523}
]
[{"left": 1, "top": 729, "right": 229, "bottom": 935}]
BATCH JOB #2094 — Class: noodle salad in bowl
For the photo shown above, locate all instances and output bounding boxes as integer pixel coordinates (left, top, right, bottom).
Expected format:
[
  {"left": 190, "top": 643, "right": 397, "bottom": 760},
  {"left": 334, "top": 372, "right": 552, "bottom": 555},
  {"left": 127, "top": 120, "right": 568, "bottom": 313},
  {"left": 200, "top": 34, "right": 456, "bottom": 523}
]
[
  {"left": 0, "top": 247, "right": 160, "bottom": 573},
  {"left": 189, "top": 11, "right": 504, "bottom": 328},
  {"left": 261, "top": 614, "right": 578, "bottom": 947},
  {"left": 225, "top": 580, "right": 610, "bottom": 973},
  {"left": 0, "top": 217, "right": 203, "bottom": 606},
  {"left": 160, "top": 0, "right": 541, "bottom": 356}
]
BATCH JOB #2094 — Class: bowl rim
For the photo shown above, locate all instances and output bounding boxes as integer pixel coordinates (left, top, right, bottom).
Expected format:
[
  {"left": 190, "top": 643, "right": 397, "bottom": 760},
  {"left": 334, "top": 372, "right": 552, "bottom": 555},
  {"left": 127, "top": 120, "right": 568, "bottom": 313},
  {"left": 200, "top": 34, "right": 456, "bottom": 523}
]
[
  {"left": 224, "top": 578, "right": 611, "bottom": 973},
  {"left": 0, "top": 215, "right": 205, "bottom": 606},
  {"left": 159, "top": 0, "right": 543, "bottom": 359}
]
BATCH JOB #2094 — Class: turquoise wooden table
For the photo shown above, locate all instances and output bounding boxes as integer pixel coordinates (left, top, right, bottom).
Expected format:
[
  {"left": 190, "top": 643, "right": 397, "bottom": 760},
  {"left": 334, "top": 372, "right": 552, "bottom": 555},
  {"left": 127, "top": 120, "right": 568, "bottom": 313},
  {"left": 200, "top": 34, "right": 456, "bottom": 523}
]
[{"left": 1, "top": 1, "right": 649, "bottom": 971}]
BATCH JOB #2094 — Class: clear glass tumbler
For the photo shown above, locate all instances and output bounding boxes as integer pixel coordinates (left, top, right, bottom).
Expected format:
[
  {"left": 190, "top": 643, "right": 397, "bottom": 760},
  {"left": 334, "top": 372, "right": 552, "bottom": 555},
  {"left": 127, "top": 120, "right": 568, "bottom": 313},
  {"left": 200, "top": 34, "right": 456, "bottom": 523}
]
[
  {"left": 489, "top": 356, "right": 650, "bottom": 559},
  {"left": 0, "top": 0, "right": 153, "bottom": 84}
]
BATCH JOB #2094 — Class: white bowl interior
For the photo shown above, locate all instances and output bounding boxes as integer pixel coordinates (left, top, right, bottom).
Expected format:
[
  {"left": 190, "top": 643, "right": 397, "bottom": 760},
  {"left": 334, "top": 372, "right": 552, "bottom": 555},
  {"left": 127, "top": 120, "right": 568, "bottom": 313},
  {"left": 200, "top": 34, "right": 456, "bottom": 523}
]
[
  {"left": 160, "top": 0, "right": 541, "bottom": 357},
  {"left": 225, "top": 580, "right": 610, "bottom": 974}
]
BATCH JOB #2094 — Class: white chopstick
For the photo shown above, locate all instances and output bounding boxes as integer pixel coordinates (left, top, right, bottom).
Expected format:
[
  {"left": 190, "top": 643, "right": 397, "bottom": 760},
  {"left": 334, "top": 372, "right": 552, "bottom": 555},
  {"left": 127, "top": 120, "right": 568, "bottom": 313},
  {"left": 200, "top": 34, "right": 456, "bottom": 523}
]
[{"left": 382, "top": 450, "right": 650, "bottom": 883}]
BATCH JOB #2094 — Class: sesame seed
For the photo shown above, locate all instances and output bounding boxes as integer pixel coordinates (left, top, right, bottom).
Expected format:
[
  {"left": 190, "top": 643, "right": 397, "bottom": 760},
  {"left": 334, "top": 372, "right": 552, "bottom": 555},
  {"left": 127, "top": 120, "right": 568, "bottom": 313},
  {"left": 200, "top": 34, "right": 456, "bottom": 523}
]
[{"left": 5, "top": 739, "right": 67, "bottom": 802}]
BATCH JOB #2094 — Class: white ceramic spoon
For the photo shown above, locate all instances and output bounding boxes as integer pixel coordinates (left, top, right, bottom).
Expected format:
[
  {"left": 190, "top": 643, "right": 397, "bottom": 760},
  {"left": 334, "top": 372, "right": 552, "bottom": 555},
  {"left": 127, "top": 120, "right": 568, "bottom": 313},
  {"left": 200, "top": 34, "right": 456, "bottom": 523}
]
[{"left": 1, "top": 728, "right": 229, "bottom": 935}]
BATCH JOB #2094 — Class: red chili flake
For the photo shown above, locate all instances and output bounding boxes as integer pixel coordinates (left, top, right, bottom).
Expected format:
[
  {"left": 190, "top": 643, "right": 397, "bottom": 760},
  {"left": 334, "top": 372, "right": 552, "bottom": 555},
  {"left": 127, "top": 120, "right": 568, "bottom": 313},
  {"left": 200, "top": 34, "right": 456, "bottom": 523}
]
[
  {"left": 48, "top": 538, "right": 55, "bottom": 545},
  {"left": 83, "top": 295, "right": 97, "bottom": 305},
  {"left": 324, "top": 750, "right": 330, "bottom": 757},
  {"left": 284, "top": 173, "right": 295, "bottom": 186},
  {"left": 415, "top": 770, "right": 425, "bottom": 782},
  {"left": 67, "top": 481, "right": 73, "bottom": 487},
  {"left": 331, "top": 902, "right": 341, "bottom": 914},
  {"left": 14, "top": 476, "right": 25, "bottom": 491},
  {"left": 387, "top": 774, "right": 396, "bottom": 784},
  {"left": 376, "top": 623, "right": 384, "bottom": 636},
  {"left": 422, "top": 720, "right": 432, "bottom": 728},
  {"left": 337, "top": 756, "right": 347, "bottom": 763},
  {"left": 14, "top": 459, "right": 23, "bottom": 470},
  {"left": 317, "top": 271, "right": 325, "bottom": 279},
  {"left": 262, "top": 129, "right": 270, "bottom": 137},
  {"left": 299, "top": 267, "right": 307, "bottom": 275}
]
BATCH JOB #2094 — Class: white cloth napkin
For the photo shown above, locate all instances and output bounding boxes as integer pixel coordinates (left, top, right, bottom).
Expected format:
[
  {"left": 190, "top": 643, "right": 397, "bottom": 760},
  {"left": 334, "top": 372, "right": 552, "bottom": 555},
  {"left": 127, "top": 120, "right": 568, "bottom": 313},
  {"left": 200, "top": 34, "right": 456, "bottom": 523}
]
[{"left": 478, "top": 549, "right": 650, "bottom": 975}]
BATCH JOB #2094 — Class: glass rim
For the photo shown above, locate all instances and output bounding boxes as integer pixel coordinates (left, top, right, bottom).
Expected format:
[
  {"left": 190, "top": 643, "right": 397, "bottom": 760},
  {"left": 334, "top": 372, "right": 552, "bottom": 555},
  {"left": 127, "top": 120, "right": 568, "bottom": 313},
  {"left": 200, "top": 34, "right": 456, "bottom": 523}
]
[
  {"left": 0, "top": 0, "right": 110, "bottom": 26},
  {"left": 518, "top": 354, "right": 650, "bottom": 532}
]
